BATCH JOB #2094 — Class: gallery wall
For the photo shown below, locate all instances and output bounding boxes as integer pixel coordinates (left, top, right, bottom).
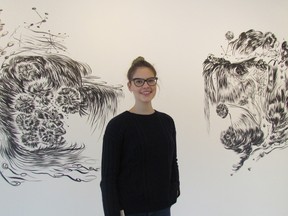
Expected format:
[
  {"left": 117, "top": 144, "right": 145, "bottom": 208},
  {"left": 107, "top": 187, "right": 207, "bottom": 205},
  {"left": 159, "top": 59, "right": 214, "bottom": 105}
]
[{"left": 1, "top": 0, "right": 288, "bottom": 215}]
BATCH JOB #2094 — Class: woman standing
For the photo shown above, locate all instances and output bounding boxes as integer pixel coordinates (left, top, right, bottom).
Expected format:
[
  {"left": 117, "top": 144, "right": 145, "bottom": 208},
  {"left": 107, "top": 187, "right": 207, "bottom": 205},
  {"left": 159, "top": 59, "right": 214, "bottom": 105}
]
[{"left": 100, "top": 57, "right": 180, "bottom": 216}]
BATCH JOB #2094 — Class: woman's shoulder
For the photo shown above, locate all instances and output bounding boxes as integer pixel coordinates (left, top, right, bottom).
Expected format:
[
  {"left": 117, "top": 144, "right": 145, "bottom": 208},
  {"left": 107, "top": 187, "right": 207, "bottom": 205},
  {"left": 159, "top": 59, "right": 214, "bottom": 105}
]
[
  {"left": 155, "top": 110, "right": 174, "bottom": 121},
  {"left": 155, "top": 111, "right": 176, "bottom": 132},
  {"left": 104, "top": 111, "right": 131, "bottom": 135},
  {"left": 106, "top": 110, "right": 137, "bottom": 129},
  {"left": 107, "top": 111, "right": 130, "bottom": 124}
]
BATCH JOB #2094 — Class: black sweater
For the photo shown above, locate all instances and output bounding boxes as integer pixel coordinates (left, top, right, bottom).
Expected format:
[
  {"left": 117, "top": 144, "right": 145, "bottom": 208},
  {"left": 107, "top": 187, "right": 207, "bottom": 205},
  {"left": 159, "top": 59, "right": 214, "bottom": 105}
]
[{"left": 100, "top": 111, "right": 180, "bottom": 215}]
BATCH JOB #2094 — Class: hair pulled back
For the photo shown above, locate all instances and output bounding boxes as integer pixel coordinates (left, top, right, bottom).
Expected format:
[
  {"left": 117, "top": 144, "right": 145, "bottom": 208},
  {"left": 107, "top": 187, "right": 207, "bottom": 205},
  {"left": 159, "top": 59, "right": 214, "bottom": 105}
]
[{"left": 127, "top": 56, "right": 157, "bottom": 81}]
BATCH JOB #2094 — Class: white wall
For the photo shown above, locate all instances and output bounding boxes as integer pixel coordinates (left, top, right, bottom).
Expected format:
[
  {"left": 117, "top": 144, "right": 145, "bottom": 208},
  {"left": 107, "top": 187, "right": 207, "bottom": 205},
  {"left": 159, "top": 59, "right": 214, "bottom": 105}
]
[{"left": 1, "top": 0, "right": 288, "bottom": 215}]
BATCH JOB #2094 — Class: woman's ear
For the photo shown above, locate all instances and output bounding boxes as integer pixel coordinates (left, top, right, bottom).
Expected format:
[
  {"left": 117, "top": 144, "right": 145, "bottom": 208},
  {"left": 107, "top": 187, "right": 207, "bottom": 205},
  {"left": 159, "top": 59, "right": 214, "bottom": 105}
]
[{"left": 127, "top": 82, "right": 132, "bottom": 91}]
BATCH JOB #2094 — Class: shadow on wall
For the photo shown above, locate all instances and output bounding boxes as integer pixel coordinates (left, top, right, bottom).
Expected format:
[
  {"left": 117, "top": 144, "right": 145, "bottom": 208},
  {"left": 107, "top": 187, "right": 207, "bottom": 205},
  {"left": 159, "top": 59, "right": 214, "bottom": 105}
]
[
  {"left": 0, "top": 8, "right": 123, "bottom": 186},
  {"left": 203, "top": 29, "right": 288, "bottom": 173}
]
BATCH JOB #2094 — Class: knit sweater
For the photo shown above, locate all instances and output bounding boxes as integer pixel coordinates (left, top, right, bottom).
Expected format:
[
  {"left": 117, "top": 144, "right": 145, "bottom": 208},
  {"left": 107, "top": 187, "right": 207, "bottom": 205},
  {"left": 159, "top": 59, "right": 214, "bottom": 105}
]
[{"left": 100, "top": 111, "right": 180, "bottom": 216}]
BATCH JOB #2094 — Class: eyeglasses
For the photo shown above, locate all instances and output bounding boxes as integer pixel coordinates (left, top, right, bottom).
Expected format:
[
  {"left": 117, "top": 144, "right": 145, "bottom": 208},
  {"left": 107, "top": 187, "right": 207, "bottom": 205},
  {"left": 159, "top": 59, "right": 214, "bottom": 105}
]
[{"left": 131, "top": 77, "right": 158, "bottom": 87}]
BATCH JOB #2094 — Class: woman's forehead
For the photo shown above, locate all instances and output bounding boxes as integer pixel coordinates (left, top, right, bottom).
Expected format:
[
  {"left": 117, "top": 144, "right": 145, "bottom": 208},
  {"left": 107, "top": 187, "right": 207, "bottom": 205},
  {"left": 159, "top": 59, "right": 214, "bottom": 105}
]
[{"left": 133, "top": 67, "right": 155, "bottom": 78}]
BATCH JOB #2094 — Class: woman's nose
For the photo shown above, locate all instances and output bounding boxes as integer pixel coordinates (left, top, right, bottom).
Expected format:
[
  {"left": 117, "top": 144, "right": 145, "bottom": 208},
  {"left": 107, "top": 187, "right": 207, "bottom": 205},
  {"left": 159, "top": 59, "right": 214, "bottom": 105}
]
[{"left": 142, "top": 81, "right": 150, "bottom": 87}]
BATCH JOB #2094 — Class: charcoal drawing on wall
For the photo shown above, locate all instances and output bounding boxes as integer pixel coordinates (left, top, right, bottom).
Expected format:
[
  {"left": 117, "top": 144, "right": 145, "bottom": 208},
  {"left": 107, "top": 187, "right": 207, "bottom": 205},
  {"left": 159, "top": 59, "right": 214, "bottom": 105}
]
[
  {"left": 0, "top": 8, "right": 123, "bottom": 186},
  {"left": 203, "top": 29, "right": 288, "bottom": 173}
]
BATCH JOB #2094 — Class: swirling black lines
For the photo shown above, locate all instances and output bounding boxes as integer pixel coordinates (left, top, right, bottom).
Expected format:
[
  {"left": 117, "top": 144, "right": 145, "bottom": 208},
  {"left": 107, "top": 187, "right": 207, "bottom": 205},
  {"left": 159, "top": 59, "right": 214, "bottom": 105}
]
[
  {"left": 0, "top": 54, "right": 123, "bottom": 185},
  {"left": 203, "top": 29, "right": 288, "bottom": 172}
]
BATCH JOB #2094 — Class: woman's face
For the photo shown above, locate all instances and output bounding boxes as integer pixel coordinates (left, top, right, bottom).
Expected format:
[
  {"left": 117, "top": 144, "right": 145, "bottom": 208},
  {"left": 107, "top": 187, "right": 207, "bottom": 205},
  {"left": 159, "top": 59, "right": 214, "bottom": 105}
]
[{"left": 128, "top": 67, "right": 157, "bottom": 105}]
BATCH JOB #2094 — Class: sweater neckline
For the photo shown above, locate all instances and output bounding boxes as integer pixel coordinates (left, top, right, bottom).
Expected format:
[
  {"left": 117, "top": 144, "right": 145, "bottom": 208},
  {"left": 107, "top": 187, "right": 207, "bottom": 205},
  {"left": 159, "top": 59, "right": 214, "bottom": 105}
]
[{"left": 126, "top": 110, "right": 157, "bottom": 117}]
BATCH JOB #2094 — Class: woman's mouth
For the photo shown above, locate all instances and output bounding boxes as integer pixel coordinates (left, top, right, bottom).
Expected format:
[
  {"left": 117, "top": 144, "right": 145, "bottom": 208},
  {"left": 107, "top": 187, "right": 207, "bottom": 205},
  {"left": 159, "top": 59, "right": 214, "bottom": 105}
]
[{"left": 141, "top": 90, "right": 152, "bottom": 96}]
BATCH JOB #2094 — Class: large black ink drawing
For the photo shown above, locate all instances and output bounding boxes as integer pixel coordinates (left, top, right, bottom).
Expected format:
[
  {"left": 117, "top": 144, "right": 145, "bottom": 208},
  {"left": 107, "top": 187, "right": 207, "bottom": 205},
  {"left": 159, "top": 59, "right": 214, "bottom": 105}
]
[
  {"left": 0, "top": 8, "right": 123, "bottom": 185},
  {"left": 203, "top": 29, "right": 288, "bottom": 172}
]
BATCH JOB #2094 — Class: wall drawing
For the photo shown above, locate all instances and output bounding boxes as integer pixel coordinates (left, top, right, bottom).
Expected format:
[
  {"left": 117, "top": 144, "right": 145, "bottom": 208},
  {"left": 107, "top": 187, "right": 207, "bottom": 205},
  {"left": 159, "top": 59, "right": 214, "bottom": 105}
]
[
  {"left": 0, "top": 8, "right": 123, "bottom": 185},
  {"left": 203, "top": 29, "right": 288, "bottom": 173}
]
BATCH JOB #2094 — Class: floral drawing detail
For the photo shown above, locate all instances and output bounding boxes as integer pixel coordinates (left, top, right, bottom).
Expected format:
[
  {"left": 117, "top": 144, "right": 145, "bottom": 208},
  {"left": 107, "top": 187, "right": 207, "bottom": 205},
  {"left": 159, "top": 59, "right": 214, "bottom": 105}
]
[{"left": 203, "top": 29, "right": 288, "bottom": 173}]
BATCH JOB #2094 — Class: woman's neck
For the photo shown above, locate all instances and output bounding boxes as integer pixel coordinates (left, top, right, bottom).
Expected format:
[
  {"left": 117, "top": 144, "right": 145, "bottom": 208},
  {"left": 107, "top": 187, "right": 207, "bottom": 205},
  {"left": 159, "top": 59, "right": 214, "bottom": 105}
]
[{"left": 129, "top": 104, "right": 155, "bottom": 115}]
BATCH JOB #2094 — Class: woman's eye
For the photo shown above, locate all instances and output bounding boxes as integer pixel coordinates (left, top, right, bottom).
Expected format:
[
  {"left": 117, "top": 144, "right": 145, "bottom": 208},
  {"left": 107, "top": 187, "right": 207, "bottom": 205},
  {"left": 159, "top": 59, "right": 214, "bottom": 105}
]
[
  {"left": 136, "top": 80, "right": 143, "bottom": 85},
  {"left": 147, "top": 79, "right": 155, "bottom": 84}
]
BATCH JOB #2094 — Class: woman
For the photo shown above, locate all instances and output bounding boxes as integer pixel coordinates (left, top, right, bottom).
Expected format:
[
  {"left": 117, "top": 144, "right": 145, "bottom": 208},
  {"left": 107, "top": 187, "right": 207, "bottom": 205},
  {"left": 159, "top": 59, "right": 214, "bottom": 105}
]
[{"left": 100, "top": 57, "right": 180, "bottom": 216}]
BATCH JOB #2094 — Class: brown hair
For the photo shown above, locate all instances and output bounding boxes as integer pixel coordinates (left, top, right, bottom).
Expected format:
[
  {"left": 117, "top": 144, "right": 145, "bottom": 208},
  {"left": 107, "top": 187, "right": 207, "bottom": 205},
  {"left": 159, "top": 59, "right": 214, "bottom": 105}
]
[{"left": 127, "top": 56, "right": 157, "bottom": 81}]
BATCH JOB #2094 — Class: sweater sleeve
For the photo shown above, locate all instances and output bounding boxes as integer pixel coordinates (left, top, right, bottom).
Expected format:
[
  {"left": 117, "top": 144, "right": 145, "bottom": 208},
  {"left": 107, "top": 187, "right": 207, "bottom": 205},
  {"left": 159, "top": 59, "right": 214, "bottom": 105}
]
[
  {"left": 100, "top": 120, "right": 122, "bottom": 216},
  {"left": 171, "top": 119, "right": 180, "bottom": 198}
]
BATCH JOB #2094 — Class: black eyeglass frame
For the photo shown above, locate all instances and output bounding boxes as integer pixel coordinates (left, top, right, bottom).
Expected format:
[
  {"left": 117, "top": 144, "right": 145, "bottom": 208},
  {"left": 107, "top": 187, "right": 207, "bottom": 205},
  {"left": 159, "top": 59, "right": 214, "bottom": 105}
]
[{"left": 131, "top": 77, "right": 158, "bottom": 87}]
